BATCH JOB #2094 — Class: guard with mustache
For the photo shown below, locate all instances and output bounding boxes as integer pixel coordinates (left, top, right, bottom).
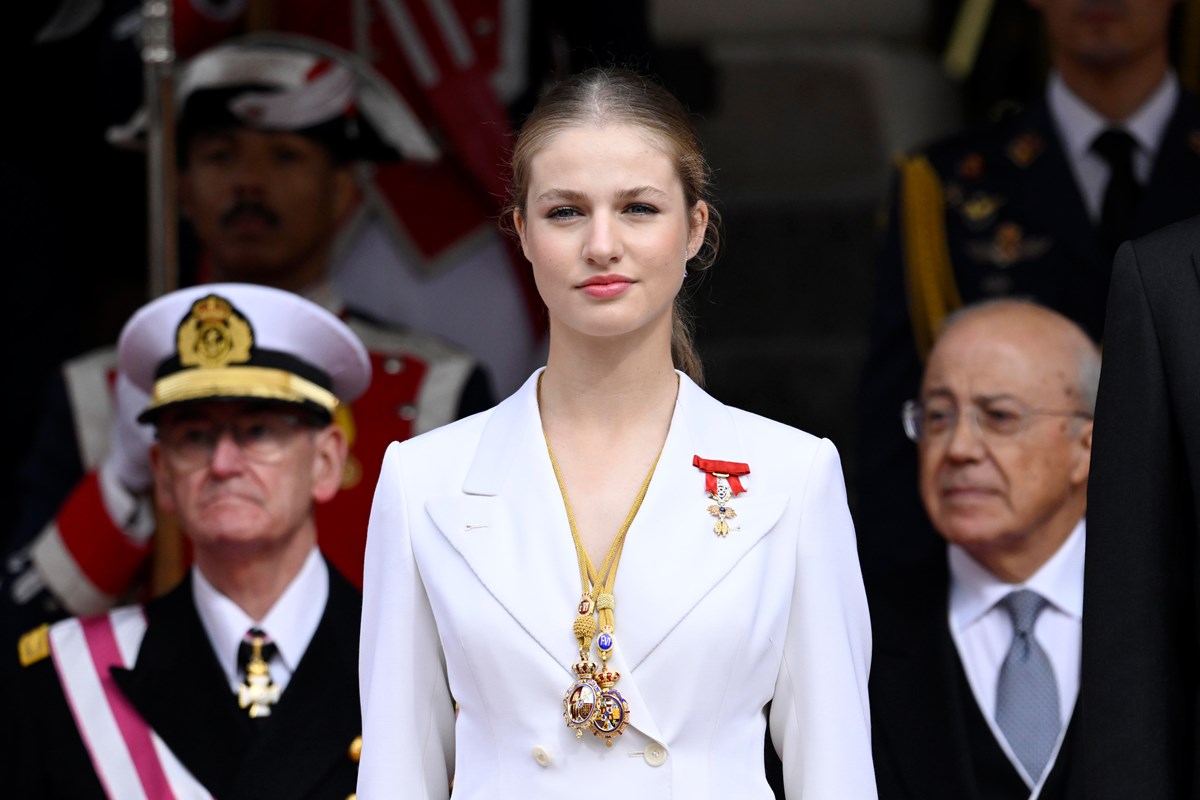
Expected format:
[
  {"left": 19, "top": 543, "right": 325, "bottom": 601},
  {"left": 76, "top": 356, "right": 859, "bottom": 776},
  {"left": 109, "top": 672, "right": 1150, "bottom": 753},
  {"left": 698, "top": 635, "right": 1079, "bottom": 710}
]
[
  {"left": 868, "top": 299, "right": 1098, "bottom": 800},
  {"left": 856, "top": 0, "right": 1200, "bottom": 586},
  {"left": 0, "top": 40, "right": 494, "bottom": 645}
]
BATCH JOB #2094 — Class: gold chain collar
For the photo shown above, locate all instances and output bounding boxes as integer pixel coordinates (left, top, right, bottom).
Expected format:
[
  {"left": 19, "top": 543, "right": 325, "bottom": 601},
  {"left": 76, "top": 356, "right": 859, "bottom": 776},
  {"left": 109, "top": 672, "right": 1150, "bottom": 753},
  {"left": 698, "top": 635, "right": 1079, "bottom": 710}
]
[{"left": 538, "top": 372, "right": 673, "bottom": 746}]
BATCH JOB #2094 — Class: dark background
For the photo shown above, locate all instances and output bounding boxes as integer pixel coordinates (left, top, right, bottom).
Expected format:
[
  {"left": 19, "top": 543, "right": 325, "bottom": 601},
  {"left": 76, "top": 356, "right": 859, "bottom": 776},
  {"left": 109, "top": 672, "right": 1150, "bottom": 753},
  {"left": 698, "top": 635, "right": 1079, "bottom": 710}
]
[{"left": 4, "top": 0, "right": 1198, "bottom": 515}]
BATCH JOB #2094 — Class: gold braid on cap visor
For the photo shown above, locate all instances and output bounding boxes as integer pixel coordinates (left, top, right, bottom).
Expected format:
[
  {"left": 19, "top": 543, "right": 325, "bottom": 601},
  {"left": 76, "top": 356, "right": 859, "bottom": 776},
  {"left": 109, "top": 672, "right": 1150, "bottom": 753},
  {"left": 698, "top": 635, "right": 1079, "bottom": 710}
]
[{"left": 145, "top": 366, "right": 339, "bottom": 415}]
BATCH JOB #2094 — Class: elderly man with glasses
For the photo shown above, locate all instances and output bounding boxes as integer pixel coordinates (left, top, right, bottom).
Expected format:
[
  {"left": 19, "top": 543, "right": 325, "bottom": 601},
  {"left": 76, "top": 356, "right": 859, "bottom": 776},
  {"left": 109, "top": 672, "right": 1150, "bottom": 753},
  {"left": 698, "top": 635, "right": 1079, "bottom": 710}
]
[
  {"left": 7, "top": 283, "right": 368, "bottom": 798},
  {"left": 867, "top": 298, "right": 1099, "bottom": 800}
]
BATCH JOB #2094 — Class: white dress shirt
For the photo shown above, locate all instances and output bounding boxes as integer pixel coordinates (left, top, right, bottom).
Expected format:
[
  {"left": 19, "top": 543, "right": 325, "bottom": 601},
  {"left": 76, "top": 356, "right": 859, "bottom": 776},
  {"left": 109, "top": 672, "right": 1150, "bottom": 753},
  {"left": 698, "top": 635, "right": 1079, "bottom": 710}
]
[
  {"left": 193, "top": 546, "right": 328, "bottom": 695},
  {"left": 1048, "top": 71, "right": 1178, "bottom": 222},
  {"left": 949, "top": 519, "right": 1085, "bottom": 795}
]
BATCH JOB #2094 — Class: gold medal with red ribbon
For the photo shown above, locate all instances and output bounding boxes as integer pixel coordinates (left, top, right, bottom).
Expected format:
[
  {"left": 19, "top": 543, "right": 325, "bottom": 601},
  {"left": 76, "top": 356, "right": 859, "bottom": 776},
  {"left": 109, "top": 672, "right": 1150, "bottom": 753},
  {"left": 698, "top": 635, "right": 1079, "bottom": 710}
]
[{"left": 693, "top": 456, "right": 750, "bottom": 536}]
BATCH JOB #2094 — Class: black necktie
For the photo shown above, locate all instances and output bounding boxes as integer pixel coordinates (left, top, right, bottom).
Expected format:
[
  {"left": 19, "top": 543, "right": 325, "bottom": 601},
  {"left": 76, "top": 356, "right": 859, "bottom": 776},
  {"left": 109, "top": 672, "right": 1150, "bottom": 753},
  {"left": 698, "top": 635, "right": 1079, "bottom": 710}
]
[
  {"left": 237, "top": 628, "right": 280, "bottom": 718},
  {"left": 237, "top": 628, "right": 278, "bottom": 674},
  {"left": 1090, "top": 128, "right": 1141, "bottom": 254}
]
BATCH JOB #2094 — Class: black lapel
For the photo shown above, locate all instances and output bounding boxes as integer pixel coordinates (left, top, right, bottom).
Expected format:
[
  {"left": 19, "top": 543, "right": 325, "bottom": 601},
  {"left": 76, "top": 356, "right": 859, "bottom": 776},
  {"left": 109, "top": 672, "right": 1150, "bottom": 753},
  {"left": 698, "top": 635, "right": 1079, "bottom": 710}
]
[
  {"left": 110, "top": 576, "right": 253, "bottom": 798},
  {"left": 227, "top": 563, "right": 363, "bottom": 800},
  {"left": 1138, "top": 91, "right": 1200, "bottom": 236},
  {"left": 868, "top": 557, "right": 980, "bottom": 800},
  {"left": 1013, "top": 101, "right": 1107, "bottom": 273}
]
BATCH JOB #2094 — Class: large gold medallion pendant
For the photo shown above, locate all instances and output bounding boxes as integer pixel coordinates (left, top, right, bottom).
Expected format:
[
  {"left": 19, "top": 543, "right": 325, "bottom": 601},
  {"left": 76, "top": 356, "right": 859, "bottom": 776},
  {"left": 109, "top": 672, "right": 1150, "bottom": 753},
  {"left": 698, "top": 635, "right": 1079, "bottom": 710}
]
[
  {"left": 564, "top": 660, "right": 602, "bottom": 738},
  {"left": 591, "top": 670, "right": 630, "bottom": 746}
]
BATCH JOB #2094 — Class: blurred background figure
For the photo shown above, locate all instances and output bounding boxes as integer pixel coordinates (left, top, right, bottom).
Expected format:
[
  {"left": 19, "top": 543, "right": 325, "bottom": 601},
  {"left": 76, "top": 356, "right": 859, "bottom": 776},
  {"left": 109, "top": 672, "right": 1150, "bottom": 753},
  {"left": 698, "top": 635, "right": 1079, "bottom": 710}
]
[
  {"left": 1081, "top": 213, "right": 1200, "bottom": 800},
  {"left": 870, "top": 300, "right": 1098, "bottom": 800},
  {"left": 1, "top": 38, "right": 492, "bottom": 644},
  {"left": 856, "top": 0, "right": 1200, "bottom": 583},
  {"left": 9, "top": 284, "right": 368, "bottom": 798},
  {"left": 5, "top": 2, "right": 1200, "bottom": 716}
]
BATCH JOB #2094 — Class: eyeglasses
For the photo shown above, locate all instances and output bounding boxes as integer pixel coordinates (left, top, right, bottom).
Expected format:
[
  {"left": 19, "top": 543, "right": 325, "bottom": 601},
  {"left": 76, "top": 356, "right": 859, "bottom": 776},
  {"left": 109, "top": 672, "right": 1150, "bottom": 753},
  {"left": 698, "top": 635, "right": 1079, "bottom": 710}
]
[
  {"left": 158, "top": 411, "right": 317, "bottom": 469},
  {"left": 901, "top": 398, "right": 1092, "bottom": 443}
]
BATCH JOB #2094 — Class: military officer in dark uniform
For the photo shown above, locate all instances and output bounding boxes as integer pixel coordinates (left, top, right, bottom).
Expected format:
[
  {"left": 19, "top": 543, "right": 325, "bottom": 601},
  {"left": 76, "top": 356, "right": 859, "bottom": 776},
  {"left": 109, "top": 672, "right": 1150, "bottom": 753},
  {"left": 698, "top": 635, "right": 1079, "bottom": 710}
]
[
  {"left": 7, "top": 284, "right": 369, "bottom": 798},
  {"left": 0, "top": 39, "right": 493, "bottom": 651},
  {"left": 856, "top": 0, "right": 1200, "bottom": 582}
]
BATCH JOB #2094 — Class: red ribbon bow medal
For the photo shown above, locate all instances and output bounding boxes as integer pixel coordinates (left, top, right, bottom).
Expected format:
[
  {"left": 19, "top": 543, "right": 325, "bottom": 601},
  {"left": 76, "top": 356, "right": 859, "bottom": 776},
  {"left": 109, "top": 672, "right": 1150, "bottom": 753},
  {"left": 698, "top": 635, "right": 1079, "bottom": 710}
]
[{"left": 693, "top": 456, "right": 750, "bottom": 537}]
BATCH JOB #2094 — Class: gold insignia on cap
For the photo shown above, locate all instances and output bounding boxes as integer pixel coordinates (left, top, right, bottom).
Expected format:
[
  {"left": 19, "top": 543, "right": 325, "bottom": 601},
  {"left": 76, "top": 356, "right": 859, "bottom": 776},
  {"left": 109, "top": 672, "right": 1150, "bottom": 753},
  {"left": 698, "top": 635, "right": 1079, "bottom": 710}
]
[
  {"left": 177, "top": 295, "right": 253, "bottom": 369},
  {"left": 1007, "top": 132, "right": 1043, "bottom": 167},
  {"left": 18, "top": 624, "right": 50, "bottom": 667}
]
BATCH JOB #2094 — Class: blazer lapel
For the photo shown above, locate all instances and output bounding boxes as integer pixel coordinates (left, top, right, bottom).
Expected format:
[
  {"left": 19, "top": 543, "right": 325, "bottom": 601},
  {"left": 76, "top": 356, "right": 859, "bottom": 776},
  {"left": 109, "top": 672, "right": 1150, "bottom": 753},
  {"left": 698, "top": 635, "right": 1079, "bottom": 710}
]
[
  {"left": 614, "top": 376, "right": 786, "bottom": 672},
  {"left": 1138, "top": 94, "right": 1200, "bottom": 236},
  {"left": 228, "top": 566, "right": 361, "bottom": 800},
  {"left": 426, "top": 373, "right": 786, "bottom": 745},
  {"left": 1017, "top": 103, "right": 1105, "bottom": 271},
  {"left": 111, "top": 577, "right": 252, "bottom": 798},
  {"left": 425, "top": 372, "right": 585, "bottom": 673}
]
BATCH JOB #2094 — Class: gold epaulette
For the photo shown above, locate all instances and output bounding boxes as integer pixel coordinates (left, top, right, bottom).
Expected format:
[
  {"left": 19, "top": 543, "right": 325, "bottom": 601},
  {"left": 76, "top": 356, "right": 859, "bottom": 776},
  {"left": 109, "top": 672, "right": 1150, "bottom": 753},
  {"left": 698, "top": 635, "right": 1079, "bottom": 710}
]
[
  {"left": 898, "top": 154, "right": 963, "bottom": 361},
  {"left": 18, "top": 623, "right": 50, "bottom": 667}
]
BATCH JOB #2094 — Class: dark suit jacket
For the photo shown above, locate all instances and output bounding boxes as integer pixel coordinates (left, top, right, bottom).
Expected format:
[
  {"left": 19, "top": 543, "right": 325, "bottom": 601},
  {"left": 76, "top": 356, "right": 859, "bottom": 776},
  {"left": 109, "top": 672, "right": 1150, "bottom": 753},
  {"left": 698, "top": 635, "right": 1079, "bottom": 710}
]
[
  {"left": 856, "top": 90, "right": 1200, "bottom": 583},
  {"left": 1081, "top": 214, "right": 1200, "bottom": 799},
  {"left": 10, "top": 562, "right": 363, "bottom": 799},
  {"left": 869, "top": 556, "right": 1079, "bottom": 800}
]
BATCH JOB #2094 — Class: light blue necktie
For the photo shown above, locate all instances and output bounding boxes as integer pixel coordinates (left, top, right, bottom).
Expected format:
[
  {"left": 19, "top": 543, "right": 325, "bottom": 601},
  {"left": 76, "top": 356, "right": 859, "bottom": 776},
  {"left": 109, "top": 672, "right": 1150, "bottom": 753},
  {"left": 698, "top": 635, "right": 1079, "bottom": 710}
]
[{"left": 995, "top": 589, "right": 1061, "bottom": 783}]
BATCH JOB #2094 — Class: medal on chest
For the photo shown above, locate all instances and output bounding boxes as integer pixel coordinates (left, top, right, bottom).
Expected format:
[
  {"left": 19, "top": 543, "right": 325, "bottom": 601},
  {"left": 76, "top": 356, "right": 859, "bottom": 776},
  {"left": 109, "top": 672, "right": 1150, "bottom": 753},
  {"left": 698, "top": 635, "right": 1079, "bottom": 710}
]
[
  {"left": 562, "top": 594, "right": 633, "bottom": 745},
  {"left": 541, "top": 374, "right": 671, "bottom": 747},
  {"left": 693, "top": 456, "right": 750, "bottom": 536}
]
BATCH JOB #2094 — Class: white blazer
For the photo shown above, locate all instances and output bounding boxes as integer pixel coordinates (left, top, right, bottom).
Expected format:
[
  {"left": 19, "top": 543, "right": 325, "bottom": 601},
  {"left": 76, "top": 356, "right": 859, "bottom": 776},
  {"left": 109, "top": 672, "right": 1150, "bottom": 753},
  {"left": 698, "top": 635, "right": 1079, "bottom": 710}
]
[{"left": 358, "top": 371, "right": 877, "bottom": 799}]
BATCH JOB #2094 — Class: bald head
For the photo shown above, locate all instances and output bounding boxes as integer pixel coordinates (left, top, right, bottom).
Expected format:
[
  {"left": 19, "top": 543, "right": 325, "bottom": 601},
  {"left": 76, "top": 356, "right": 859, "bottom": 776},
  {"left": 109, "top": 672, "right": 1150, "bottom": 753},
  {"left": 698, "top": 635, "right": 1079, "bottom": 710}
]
[
  {"left": 917, "top": 300, "right": 1099, "bottom": 582},
  {"left": 938, "top": 299, "right": 1101, "bottom": 413}
]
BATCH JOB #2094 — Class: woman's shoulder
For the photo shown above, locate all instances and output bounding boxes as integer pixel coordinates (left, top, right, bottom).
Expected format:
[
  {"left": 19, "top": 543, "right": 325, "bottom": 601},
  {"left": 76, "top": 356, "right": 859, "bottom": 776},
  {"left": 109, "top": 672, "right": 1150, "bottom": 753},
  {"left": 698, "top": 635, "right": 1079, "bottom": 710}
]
[
  {"left": 687, "top": 381, "right": 840, "bottom": 486},
  {"left": 392, "top": 404, "right": 493, "bottom": 458},
  {"left": 386, "top": 370, "right": 535, "bottom": 466},
  {"left": 689, "top": 379, "right": 826, "bottom": 451},
  {"left": 725, "top": 404, "right": 823, "bottom": 448},
  {"left": 728, "top": 406, "right": 839, "bottom": 482}
]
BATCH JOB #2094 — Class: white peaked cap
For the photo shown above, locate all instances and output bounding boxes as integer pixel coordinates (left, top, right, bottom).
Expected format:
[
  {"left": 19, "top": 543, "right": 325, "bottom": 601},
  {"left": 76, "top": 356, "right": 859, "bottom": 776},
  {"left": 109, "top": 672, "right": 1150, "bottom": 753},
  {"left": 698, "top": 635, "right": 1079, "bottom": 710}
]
[
  {"left": 118, "top": 283, "right": 371, "bottom": 422},
  {"left": 108, "top": 33, "right": 439, "bottom": 162}
]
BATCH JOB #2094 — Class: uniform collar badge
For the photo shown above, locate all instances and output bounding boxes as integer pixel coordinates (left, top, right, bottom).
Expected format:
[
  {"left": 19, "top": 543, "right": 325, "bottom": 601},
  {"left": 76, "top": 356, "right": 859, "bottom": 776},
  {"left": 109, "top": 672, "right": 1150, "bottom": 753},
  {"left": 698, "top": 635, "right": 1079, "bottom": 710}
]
[
  {"left": 966, "top": 221, "right": 1051, "bottom": 268},
  {"left": 1006, "top": 131, "right": 1044, "bottom": 168}
]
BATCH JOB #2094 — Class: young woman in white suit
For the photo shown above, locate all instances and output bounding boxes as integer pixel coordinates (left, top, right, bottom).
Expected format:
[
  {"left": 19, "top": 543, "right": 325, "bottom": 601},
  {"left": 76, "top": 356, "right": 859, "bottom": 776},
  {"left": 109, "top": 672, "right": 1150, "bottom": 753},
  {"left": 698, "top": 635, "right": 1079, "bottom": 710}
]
[{"left": 358, "top": 68, "right": 877, "bottom": 799}]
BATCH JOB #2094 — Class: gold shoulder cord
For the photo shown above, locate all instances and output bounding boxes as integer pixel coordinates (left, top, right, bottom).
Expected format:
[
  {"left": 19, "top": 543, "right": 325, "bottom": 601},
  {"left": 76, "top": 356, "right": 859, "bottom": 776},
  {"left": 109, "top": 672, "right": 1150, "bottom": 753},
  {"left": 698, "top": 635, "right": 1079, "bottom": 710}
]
[
  {"left": 18, "top": 624, "right": 50, "bottom": 667},
  {"left": 540, "top": 375, "right": 667, "bottom": 746},
  {"left": 899, "top": 154, "right": 964, "bottom": 361}
]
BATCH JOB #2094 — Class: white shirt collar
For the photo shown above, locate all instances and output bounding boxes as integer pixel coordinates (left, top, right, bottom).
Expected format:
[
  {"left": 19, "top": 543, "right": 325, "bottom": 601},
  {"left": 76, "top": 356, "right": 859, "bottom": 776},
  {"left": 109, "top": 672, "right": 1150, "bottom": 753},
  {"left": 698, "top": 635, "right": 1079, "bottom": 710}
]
[
  {"left": 192, "top": 547, "right": 329, "bottom": 686},
  {"left": 949, "top": 517, "right": 1086, "bottom": 633},
  {"left": 1047, "top": 70, "right": 1178, "bottom": 164}
]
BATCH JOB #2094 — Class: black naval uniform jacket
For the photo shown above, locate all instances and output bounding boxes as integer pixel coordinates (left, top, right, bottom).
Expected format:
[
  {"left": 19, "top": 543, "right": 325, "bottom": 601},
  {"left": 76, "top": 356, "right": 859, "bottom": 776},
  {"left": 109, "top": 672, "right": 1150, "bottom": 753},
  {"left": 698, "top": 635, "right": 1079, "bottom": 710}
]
[
  {"left": 868, "top": 556, "right": 1081, "bottom": 800},
  {"left": 9, "top": 562, "right": 363, "bottom": 799},
  {"left": 1081, "top": 214, "right": 1200, "bottom": 800},
  {"left": 855, "top": 89, "right": 1200, "bottom": 583}
]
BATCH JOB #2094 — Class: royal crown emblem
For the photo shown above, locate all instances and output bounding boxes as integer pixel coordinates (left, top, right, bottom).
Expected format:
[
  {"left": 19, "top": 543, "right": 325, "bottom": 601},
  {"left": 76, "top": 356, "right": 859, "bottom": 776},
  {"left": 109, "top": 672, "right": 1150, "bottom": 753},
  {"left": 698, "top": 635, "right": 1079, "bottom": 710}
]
[
  {"left": 563, "top": 658, "right": 603, "bottom": 737},
  {"left": 177, "top": 294, "right": 254, "bottom": 369}
]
